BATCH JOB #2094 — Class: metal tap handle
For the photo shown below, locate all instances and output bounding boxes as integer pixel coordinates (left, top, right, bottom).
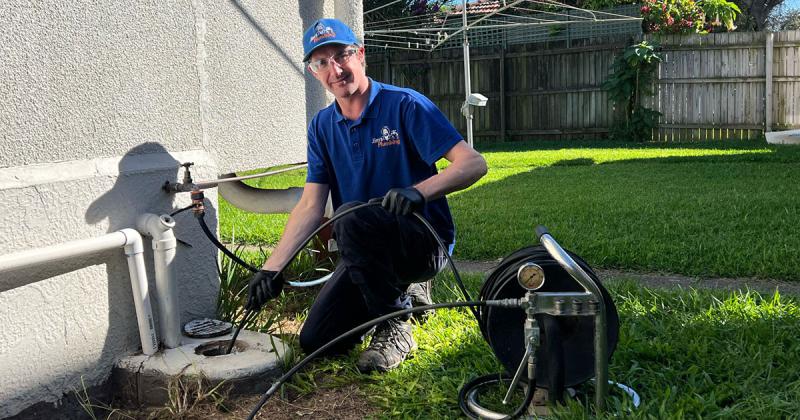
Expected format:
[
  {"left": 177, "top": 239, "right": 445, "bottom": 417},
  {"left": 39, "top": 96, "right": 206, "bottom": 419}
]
[{"left": 503, "top": 343, "right": 533, "bottom": 405}]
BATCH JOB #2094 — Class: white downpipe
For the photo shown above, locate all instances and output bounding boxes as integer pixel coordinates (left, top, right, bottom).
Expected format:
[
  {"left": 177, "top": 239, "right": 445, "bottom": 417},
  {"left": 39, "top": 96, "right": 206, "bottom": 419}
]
[
  {"left": 137, "top": 214, "right": 181, "bottom": 349},
  {"left": 0, "top": 229, "right": 159, "bottom": 355}
]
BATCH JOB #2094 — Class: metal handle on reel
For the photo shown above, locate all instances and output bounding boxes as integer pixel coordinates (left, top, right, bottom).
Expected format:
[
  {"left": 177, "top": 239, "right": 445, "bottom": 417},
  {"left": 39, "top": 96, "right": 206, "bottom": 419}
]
[{"left": 535, "top": 225, "right": 609, "bottom": 412}]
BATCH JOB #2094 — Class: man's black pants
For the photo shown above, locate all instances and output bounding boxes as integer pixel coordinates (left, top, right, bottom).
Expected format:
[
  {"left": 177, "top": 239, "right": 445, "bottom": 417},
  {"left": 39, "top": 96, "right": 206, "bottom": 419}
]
[{"left": 298, "top": 201, "right": 445, "bottom": 355}]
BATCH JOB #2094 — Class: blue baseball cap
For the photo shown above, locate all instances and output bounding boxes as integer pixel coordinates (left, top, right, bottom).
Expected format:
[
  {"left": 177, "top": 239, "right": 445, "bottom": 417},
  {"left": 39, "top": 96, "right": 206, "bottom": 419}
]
[{"left": 303, "top": 18, "right": 360, "bottom": 62}]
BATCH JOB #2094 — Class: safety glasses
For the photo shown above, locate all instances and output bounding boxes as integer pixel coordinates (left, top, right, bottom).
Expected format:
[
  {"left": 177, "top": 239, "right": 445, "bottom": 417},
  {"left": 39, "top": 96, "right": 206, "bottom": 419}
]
[{"left": 307, "top": 48, "right": 359, "bottom": 74}]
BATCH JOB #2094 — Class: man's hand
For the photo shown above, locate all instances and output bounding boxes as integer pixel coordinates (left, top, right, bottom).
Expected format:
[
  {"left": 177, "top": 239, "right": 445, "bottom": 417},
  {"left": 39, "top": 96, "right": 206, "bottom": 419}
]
[
  {"left": 381, "top": 187, "right": 426, "bottom": 216},
  {"left": 246, "top": 270, "right": 284, "bottom": 311}
]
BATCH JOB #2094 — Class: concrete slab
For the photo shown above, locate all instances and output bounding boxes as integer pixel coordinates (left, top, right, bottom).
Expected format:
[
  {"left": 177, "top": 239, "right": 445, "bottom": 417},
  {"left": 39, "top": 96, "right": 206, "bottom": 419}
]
[
  {"left": 766, "top": 129, "right": 800, "bottom": 145},
  {"left": 113, "top": 330, "right": 288, "bottom": 407}
]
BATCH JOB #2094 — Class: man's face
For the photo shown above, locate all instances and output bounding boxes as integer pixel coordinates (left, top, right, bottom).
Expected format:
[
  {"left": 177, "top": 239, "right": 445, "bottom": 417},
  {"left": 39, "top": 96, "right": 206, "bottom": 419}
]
[{"left": 307, "top": 44, "right": 366, "bottom": 98}]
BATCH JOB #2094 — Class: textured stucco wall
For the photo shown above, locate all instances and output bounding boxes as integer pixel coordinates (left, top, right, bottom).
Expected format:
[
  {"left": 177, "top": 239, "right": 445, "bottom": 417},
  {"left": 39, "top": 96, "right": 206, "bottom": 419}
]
[
  {"left": 0, "top": 154, "right": 221, "bottom": 418},
  {"left": 0, "top": 0, "right": 358, "bottom": 416},
  {"left": 196, "top": 0, "right": 335, "bottom": 173}
]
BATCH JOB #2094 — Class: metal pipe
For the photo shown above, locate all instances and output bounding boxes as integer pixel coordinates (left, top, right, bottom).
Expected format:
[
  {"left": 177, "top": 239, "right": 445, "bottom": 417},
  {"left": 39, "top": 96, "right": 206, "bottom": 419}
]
[
  {"left": 163, "top": 164, "right": 308, "bottom": 193},
  {"left": 537, "top": 231, "right": 608, "bottom": 411},
  {"left": 0, "top": 229, "right": 159, "bottom": 355},
  {"left": 366, "top": 18, "right": 641, "bottom": 35},
  {"left": 193, "top": 164, "right": 308, "bottom": 190},
  {"left": 462, "top": 0, "right": 474, "bottom": 147},
  {"left": 137, "top": 213, "right": 181, "bottom": 349}
]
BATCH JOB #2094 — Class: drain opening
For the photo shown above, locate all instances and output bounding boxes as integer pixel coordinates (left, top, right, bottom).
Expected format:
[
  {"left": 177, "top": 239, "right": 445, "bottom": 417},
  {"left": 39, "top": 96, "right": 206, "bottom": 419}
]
[{"left": 195, "top": 340, "right": 247, "bottom": 356}]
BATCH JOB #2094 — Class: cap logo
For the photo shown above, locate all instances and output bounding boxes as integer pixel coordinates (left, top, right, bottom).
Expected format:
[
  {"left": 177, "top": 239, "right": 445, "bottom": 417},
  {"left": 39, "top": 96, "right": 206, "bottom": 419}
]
[{"left": 310, "top": 23, "right": 336, "bottom": 44}]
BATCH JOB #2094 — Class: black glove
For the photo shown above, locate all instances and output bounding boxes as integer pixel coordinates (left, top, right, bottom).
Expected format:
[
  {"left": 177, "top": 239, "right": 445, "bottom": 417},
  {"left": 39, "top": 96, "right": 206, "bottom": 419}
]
[
  {"left": 381, "top": 187, "right": 426, "bottom": 216},
  {"left": 246, "top": 270, "right": 283, "bottom": 311}
]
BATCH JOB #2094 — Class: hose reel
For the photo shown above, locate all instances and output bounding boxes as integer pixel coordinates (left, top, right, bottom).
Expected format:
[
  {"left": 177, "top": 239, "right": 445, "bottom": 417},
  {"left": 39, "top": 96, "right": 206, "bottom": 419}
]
[{"left": 463, "top": 227, "right": 621, "bottom": 418}]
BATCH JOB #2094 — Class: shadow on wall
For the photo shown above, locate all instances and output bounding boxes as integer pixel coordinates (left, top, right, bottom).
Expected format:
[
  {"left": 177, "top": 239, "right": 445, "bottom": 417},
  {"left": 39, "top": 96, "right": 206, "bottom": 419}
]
[
  {"left": 84, "top": 142, "right": 220, "bottom": 366},
  {"left": 227, "top": 0, "right": 328, "bottom": 127},
  {"left": 84, "top": 142, "right": 182, "bottom": 367},
  {"left": 2, "top": 142, "right": 219, "bottom": 418},
  {"left": 298, "top": 1, "right": 330, "bottom": 124}
]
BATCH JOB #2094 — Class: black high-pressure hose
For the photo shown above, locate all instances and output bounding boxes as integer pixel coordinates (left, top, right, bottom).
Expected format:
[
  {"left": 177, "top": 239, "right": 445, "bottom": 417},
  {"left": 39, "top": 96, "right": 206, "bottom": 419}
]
[
  {"left": 246, "top": 300, "right": 528, "bottom": 420},
  {"left": 190, "top": 200, "right": 533, "bottom": 419},
  {"left": 197, "top": 213, "right": 260, "bottom": 273},
  {"left": 457, "top": 373, "right": 537, "bottom": 420},
  {"left": 170, "top": 203, "right": 196, "bottom": 217},
  {"left": 222, "top": 201, "right": 478, "bottom": 355}
]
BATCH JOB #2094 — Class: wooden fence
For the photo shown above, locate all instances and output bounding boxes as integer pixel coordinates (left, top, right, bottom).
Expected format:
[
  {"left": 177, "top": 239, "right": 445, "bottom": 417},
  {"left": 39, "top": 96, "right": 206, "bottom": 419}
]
[{"left": 366, "top": 30, "right": 800, "bottom": 142}]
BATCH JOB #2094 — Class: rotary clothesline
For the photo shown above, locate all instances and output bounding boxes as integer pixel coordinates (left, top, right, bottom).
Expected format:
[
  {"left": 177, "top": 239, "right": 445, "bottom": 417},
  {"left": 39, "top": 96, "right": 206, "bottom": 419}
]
[{"left": 364, "top": 0, "right": 642, "bottom": 52}]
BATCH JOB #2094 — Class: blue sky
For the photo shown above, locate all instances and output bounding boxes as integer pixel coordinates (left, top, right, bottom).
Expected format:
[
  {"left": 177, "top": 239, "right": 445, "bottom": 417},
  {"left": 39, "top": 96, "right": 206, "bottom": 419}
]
[{"left": 786, "top": 0, "right": 800, "bottom": 10}]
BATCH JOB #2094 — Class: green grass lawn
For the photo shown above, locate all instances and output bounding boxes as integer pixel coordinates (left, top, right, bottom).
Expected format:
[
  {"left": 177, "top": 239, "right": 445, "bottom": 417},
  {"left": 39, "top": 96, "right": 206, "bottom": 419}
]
[
  {"left": 220, "top": 140, "right": 800, "bottom": 280},
  {"left": 262, "top": 273, "right": 800, "bottom": 419},
  {"left": 389, "top": 280, "right": 800, "bottom": 418},
  {"left": 215, "top": 140, "right": 800, "bottom": 418}
]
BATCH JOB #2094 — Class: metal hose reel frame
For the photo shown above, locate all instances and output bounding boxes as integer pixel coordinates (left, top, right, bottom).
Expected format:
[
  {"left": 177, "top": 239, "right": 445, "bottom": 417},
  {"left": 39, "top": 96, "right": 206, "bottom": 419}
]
[{"left": 471, "top": 227, "right": 620, "bottom": 414}]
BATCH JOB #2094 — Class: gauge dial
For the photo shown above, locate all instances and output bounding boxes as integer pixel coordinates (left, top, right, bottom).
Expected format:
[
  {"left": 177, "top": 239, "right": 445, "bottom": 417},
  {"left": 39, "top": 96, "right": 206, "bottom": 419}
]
[{"left": 517, "top": 262, "right": 545, "bottom": 290}]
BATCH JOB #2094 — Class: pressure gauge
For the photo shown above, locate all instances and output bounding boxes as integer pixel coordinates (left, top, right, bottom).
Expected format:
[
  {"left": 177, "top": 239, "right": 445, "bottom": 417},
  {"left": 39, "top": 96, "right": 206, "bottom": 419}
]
[{"left": 517, "top": 262, "right": 545, "bottom": 290}]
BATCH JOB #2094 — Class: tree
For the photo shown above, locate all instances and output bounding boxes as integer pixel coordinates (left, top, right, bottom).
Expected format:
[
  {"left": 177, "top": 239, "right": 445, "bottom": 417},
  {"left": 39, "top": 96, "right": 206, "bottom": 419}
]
[
  {"left": 364, "top": 0, "right": 451, "bottom": 25},
  {"left": 733, "top": 0, "right": 786, "bottom": 30},
  {"left": 577, "top": 0, "right": 637, "bottom": 9},
  {"left": 768, "top": 7, "right": 800, "bottom": 30}
]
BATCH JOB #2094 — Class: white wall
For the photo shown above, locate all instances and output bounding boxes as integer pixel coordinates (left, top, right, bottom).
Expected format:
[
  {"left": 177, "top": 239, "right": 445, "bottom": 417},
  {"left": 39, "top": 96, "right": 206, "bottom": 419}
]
[{"left": 0, "top": 0, "right": 362, "bottom": 416}]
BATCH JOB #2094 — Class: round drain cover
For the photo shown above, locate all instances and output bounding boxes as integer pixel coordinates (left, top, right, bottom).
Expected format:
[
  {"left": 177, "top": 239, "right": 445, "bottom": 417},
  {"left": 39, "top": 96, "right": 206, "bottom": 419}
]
[{"left": 183, "top": 318, "right": 232, "bottom": 338}]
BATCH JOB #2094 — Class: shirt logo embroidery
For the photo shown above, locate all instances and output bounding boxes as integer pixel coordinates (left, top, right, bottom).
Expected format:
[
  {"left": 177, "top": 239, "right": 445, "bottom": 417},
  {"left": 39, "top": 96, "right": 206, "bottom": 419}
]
[
  {"left": 310, "top": 24, "right": 336, "bottom": 43},
  {"left": 372, "top": 126, "right": 401, "bottom": 148}
]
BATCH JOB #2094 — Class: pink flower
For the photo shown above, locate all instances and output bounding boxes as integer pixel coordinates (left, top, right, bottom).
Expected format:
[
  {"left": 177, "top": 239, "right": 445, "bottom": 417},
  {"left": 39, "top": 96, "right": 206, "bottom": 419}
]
[{"left": 641, "top": 5, "right": 651, "bottom": 13}]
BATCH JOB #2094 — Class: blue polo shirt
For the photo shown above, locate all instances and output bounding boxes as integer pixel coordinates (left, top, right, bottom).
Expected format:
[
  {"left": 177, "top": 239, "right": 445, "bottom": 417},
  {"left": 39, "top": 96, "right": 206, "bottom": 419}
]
[{"left": 306, "top": 79, "right": 463, "bottom": 246}]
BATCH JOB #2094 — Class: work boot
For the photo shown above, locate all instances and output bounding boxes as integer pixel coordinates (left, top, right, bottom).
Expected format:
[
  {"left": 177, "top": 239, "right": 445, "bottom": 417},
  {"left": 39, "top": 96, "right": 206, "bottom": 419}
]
[
  {"left": 356, "top": 318, "right": 417, "bottom": 373},
  {"left": 406, "top": 279, "right": 434, "bottom": 321}
]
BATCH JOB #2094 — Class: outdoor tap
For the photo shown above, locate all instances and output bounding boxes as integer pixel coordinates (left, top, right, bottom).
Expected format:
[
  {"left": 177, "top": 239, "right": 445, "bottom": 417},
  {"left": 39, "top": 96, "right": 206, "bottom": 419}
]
[{"left": 162, "top": 162, "right": 196, "bottom": 193}]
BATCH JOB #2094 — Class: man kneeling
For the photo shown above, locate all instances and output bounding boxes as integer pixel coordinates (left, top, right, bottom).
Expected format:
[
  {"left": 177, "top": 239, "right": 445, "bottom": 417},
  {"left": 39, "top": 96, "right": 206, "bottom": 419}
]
[{"left": 246, "top": 18, "right": 487, "bottom": 372}]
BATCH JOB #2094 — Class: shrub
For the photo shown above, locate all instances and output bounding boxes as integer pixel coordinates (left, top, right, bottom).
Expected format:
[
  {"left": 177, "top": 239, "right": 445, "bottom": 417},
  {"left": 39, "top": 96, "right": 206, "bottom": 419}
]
[
  {"left": 641, "top": 0, "right": 742, "bottom": 34},
  {"left": 604, "top": 41, "right": 663, "bottom": 141},
  {"left": 699, "top": 0, "right": 742, "bottom": 32},
  {"left": 641, "top": 0, "right": 706, "bottom": 34}
]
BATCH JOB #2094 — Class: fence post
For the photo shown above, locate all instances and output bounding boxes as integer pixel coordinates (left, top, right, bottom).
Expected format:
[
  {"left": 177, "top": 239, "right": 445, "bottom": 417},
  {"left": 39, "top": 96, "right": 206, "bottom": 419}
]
[
  {"left": 500, "top": 48, "right": 506, "bottom": 141},
  {"left": 765, "top": 32, "right": 773, "bottom": 132}
]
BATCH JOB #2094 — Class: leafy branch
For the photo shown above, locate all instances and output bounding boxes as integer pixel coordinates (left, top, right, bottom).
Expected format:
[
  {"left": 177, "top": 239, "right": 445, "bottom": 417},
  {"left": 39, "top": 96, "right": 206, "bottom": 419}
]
[{"left": 603, "top": 41, "right": 663, "bottom": 141}]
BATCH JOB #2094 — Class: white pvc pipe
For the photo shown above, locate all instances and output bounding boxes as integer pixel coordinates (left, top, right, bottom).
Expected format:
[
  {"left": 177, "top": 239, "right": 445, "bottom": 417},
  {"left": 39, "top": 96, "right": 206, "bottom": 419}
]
[
  {"left": 0, "top": 233, "right": 127, "bottom": 270},
  {"left": 137, "top": 214, "right": 181, "bottom": 349},
  {"left": 0, "top": 229, "right": 159, "bottom": 355}
]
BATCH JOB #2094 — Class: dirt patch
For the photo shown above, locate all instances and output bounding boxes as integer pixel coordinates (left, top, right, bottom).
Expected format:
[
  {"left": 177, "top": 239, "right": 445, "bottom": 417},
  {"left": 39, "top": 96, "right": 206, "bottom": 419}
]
[
  {"left": 453, "top": 260, "right": 800, "bottom": 296},
  {"left": 224, "top": 384, "right": 376, "bottom": 420}
]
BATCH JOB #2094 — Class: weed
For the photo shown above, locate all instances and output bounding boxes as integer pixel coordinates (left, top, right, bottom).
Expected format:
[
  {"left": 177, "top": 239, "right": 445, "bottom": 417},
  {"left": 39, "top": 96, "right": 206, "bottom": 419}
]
[
  {"left": 155, "top": 374, "right": 229, "bottom": 419},
  {"left": 73, "top": 376, "right": 134, "bottom": 420}
]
